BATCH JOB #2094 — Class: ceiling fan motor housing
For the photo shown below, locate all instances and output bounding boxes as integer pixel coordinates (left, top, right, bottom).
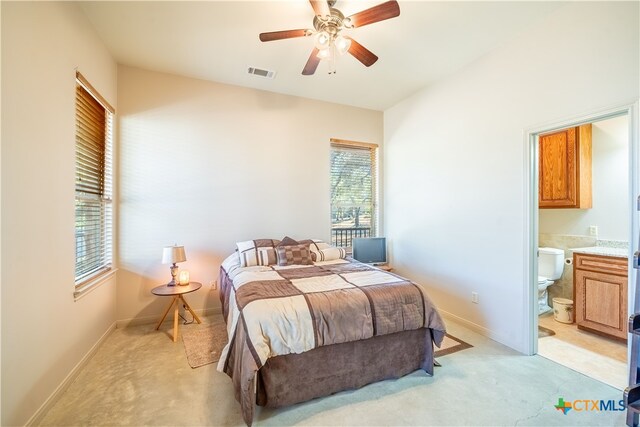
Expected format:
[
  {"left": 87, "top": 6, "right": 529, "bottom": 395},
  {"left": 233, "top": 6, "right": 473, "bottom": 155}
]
[{"left": 313, "top": 8, "right": 348, "bottom": 36}]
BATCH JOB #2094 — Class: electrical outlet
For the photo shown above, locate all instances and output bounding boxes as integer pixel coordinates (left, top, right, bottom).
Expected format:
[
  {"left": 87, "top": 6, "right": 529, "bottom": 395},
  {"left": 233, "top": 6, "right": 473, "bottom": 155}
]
[
  {"left": 210, "top": 280, "right": 217, "bottom": 290},
  {"left": 471, "top": 292, "right": 479, "bottom": 304},
  {"left": 589, "top": 225, "right": 598, "bottom": 237}
]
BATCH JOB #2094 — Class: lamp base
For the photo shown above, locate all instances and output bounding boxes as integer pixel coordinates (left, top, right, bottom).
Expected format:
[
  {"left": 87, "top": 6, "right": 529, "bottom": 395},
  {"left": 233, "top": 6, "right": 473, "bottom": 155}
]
[{"left": 168, "top": 263, "right": 179, "bottom": 287}]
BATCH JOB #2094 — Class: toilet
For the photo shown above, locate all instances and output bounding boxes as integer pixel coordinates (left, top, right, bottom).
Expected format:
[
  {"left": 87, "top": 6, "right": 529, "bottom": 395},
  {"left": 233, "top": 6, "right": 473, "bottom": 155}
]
[{"left": 538, "top": 247, "right": 565, "bottom": 314}]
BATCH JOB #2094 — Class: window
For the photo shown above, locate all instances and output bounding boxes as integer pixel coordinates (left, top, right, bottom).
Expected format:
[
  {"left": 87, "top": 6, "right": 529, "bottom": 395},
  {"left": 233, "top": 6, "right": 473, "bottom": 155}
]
[
  {"left": 330, "top": 139, "right": 378, "bottom": 248},
  {"left": 75, "top": 72, "right": 114, "bottom": 290}
]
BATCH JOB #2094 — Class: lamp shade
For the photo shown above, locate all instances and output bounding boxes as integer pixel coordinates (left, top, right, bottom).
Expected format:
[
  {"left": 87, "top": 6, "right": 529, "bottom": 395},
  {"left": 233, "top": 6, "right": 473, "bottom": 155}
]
[{"left": 162, "top": 245, "right": 186, "bottom": 264}]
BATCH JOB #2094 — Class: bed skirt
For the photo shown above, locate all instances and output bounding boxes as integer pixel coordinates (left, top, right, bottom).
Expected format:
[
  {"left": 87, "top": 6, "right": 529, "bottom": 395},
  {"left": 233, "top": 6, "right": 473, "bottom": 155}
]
[{"left": 256, "top": 327, "right": 435, "bottom": 408}]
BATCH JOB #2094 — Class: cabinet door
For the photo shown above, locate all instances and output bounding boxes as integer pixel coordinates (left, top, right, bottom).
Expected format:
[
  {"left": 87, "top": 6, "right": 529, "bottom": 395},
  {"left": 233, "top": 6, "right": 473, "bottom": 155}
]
[
  {"left": 575, "top": 269, "right": 627, "bottom": 339},
  {"left": 539, "top": 125, "right": 592, "bottom": 209},
  {"left": 539, "top": 127, "right": 577, "bottom": 207}
]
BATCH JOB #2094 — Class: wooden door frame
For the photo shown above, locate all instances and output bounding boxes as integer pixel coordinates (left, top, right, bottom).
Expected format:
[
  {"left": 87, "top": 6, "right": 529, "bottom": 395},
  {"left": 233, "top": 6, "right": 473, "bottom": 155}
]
[{"left": 523, "top": 100, "right": 639, "bottom": 357}]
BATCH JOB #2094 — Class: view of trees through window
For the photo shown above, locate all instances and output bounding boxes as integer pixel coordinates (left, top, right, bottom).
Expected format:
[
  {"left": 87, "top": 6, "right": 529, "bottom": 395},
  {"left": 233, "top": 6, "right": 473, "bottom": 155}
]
[{"left": 330, "top": 143, "right": 376, "bottom": 247}]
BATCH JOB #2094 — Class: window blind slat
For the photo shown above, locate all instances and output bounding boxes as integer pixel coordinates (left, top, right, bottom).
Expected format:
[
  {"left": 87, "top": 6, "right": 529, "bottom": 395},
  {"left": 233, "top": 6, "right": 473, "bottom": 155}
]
[
  {"left": 75, "top": 164, "right": 103, "bottom": 180},
  {"left": 76, "top": 86, "right": 105, "bottom": 116},
  {"left": 75, "top": 114, "right": 105, "bottom": 141},
  {"left": 76, "top": 149, "right": 103, "bottom": 166},
  {"left": 76, "top": 128, "right": 105, "bottom": 149},
  {"left": 76, "top": 93, "right": 104, "bottom": 116},
  {"left": 76, "top": 134, "right": 105, "bottom": 152},
  {"left": 75, "top": 105, "right": 103, "bottom": 126}
]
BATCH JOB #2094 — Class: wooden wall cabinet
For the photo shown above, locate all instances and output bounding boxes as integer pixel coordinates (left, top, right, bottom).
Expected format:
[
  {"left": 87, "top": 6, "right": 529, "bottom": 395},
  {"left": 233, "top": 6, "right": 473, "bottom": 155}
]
[
  {"left": 539, "top": 124, "right": 592, "bottom": 209},
  {"left": 573, "top": 253, "right": 627, "bottom": 340}
]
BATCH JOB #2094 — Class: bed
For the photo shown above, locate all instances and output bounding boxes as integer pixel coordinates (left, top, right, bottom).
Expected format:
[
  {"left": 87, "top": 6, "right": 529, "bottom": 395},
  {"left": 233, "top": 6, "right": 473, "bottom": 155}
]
[{"left": 217, "top": 238, "right": 446, "bottom": 426}]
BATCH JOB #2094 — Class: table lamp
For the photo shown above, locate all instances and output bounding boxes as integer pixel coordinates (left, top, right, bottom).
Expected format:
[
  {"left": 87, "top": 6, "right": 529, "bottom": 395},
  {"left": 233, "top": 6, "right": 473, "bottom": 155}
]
[{"left": 162, "top": 245, "right": 186, "bottom": 286}]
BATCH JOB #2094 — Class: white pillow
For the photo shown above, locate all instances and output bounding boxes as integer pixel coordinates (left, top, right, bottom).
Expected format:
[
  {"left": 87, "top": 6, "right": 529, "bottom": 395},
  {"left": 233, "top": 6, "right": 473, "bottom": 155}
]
[
  {"left": 303, "top": 239, "right": 331, "bottom": 259},
  {"left": 312, "top": 246, "right": 347, "bottom": 262}
]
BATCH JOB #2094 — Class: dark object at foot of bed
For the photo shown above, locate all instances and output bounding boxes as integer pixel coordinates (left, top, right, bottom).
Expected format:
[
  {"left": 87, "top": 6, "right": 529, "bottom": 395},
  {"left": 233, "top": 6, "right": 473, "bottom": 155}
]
[{"left": 256, "top": 328, "right": 435, "bottom": 408}]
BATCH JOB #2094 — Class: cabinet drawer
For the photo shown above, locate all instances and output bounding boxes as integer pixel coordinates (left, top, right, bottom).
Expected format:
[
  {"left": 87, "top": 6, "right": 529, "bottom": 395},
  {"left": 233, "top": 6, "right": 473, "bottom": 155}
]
[{"left": 573, "top": 253, "right": 628, "bottom": 276}]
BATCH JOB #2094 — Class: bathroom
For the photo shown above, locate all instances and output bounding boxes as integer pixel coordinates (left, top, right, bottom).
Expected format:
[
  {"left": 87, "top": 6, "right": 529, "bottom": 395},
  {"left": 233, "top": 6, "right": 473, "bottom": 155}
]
[{"left": 536, "top": 114, "right": 629, "bottom": 389}]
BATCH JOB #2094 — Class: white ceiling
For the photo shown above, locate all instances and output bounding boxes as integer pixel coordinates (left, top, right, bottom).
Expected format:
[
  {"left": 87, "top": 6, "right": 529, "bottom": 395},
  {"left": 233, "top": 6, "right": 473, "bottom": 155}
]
[{"left": 79, "top": 1, "right": 564, "bottom": 111}]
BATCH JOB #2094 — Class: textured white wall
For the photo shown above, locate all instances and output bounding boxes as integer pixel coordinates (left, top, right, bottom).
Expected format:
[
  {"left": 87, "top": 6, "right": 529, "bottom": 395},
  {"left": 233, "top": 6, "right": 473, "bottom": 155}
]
[
  {"left": 384, "top": 2, "right": 638, "bottom": 352},
  {"left": 539, "top": 115, "right": 629, "bottom": 241},
  {"left": 116, "top": 66, "right": 383, "bottom": 323},
  {"left": 1, "top": 3, "right": 117, "bottom": 425}
]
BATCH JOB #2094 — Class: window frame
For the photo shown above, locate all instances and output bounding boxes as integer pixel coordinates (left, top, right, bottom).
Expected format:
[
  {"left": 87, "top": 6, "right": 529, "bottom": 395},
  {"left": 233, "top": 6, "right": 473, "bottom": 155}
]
[
  {"left": 74, "top": 71, "right": 115, "bottom": 296},
  {"left": 329, "top": 138, "right": 379, "bottom": 249}
]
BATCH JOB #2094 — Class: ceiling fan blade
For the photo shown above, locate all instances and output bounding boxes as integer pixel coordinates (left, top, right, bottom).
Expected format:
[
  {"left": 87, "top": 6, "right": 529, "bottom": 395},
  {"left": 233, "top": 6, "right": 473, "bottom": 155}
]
[
  {"left": 309, "top": 0, "right": 331, "bottom": 17},
  {"left": 347, "top": 0, "right": 400, "bottom": 28},
  {"left": 346, "top": 37, "right": 378, "bottom": 67},
  {"left": 259, "top": 29, "right": 309, "bottom": 42},
  {"left": 302, "top": 48, "right": 321, "bottom": 75}
]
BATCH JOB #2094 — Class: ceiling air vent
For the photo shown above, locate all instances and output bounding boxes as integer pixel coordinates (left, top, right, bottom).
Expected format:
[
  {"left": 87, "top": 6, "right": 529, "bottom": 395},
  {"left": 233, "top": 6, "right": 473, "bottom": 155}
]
[{"left": 247, "top": 66, "right": 276, "bottom": 79}]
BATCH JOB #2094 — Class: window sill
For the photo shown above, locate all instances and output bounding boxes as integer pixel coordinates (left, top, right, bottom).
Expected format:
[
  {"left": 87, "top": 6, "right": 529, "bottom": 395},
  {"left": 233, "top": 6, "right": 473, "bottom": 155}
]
[{"left": 74, "top": 268, "right": 117, "bottom": 301}]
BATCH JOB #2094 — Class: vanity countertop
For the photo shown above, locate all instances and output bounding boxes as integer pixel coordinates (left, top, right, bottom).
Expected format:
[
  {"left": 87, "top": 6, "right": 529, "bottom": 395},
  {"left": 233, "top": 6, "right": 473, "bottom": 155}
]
[{"left": 570, "top": 246, "right": 629, "bottom": 258}]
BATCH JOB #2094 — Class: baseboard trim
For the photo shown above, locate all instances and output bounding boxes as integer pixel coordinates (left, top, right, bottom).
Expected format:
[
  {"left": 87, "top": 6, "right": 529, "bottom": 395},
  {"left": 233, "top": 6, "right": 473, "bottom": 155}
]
[
  {"left": 116, "top": 307, "right": 222, "bottom": 329},
  {"left": 438, "top": 309, "right": 511, "bottom": 348},
  {"left": 25, "top": 322, "right": 117, "bottom": 426}
]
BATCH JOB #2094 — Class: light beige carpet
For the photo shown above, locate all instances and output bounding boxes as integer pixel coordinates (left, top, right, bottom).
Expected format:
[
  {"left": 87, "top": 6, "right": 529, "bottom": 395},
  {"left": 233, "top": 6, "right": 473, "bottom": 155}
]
[{"left": 183, "top": 322, "right": 472, "bottom": 369}]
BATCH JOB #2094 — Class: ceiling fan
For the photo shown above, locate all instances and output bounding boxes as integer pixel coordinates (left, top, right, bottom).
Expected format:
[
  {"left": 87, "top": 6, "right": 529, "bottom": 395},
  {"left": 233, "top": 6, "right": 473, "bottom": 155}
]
[{"left": 259, "top": 0, "right": 400, "bottom": 75}]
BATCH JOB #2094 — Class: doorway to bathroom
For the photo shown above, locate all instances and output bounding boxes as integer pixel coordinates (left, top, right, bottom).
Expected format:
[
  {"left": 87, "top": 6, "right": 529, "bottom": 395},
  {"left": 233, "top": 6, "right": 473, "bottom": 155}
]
[{"left": 527, "top": 105, "right": 638, "bottom": 391}]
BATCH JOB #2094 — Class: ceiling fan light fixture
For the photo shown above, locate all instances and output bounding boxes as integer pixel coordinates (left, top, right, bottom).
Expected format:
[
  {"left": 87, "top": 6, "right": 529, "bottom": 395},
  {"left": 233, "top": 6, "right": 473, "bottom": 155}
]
[
  {"left": 317, "top": 48, "right": 332, "bottom": 60},
  {"left": 334, "top": 35, "right": 351, "bottom": 55},
  {"left": 314, "top": 31, "right": 331, "bottom": 50},
  {"left": 258, "top": 0, "right": 400, "bottom": 75}
]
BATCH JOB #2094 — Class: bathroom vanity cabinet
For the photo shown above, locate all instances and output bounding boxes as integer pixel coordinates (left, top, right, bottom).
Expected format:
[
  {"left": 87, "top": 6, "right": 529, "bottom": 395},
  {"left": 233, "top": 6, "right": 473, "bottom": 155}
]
[
  {"left": 573, "top": 252, "right": 627, "bottom": 340},
  {"left": 539, "top": 124, "right": 592, "bottom": 209}
]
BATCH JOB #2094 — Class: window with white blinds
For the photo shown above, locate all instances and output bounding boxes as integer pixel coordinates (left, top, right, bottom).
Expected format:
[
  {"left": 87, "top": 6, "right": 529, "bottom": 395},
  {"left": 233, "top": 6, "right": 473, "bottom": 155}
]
[
  {"left": 75, "top": 72, "right": 114, "bottom": 288},
  {"left": 330, "top": 139, "right": 378, "bottom": 248}
]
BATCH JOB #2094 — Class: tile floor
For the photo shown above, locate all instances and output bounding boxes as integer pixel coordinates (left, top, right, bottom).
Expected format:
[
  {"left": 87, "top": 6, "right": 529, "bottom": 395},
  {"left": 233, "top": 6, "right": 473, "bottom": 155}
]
[{"left": 538, "top": 312, "right": 628, "bottom": 390}]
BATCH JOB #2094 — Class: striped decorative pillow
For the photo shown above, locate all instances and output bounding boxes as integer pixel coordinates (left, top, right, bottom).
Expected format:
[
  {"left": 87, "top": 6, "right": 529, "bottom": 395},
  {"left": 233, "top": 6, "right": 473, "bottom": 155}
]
[
  {"left": 311, "top": 246, "right": 347, "bottom": 262},
  {"left": 276, "top": 244, "right": 313, "bottom": 266},
  {"left": 236, "top": 239, "right": 280, "bottom": 267},
  {"left": 299, "top": 239, "right": 331, "bottom": 260}
]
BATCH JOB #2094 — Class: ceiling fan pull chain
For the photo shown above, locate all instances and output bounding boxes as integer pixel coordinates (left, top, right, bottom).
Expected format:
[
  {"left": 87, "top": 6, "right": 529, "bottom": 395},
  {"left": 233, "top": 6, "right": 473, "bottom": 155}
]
[{"left": 329, "top": 44, "right": 337, "bottom": 75}]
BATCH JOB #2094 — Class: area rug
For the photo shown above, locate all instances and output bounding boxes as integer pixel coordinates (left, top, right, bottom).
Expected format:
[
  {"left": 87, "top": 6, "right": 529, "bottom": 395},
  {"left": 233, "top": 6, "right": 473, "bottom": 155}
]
[
  {"left": 181, "top": 321, "right": 228, "bottom": 368},
  {"left": 538, "top": 325, "right": 556, "bottom": 338},
  {"left": 182, "top": 322, "right": 472, "bottom": 368},
  {"left": 435, "top": 333, "right": 473, "bottom": 357}
]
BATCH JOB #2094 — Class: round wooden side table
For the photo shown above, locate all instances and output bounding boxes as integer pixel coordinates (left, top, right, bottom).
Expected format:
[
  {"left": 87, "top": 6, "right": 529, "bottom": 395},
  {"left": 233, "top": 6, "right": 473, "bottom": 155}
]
[{"left": 152, "top": 282, "right": 202, "bottom": 342}]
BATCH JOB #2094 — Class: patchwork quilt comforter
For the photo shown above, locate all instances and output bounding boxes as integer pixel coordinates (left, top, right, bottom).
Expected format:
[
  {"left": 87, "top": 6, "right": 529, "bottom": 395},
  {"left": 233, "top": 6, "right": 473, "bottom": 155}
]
[{"left": 217, "top": 253, "right": 446, "bottom": 425}]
